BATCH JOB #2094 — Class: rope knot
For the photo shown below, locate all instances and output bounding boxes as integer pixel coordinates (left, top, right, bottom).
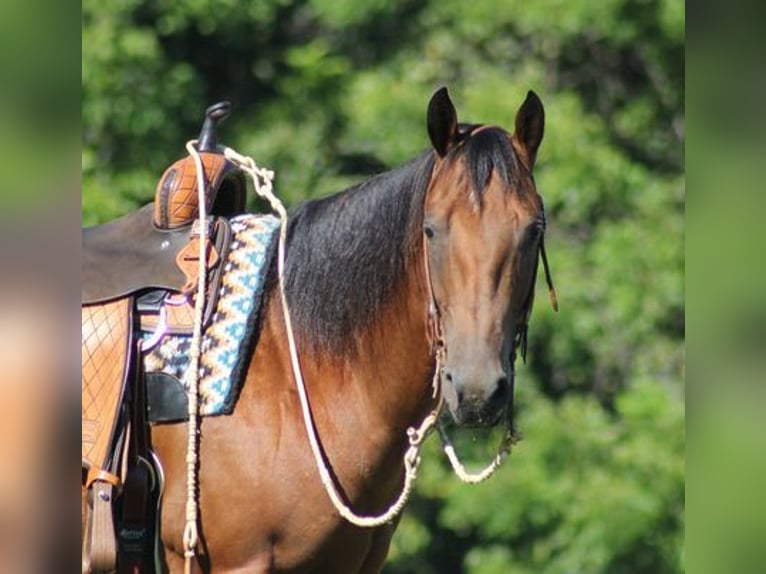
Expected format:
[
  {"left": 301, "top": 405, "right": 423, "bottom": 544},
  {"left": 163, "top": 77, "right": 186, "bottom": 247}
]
[
  {"left": 404, "top": 446, "right": 421, "bottom": 469},
  {"left": 183, "top": 521, "right": 199, "bottom": 554}
]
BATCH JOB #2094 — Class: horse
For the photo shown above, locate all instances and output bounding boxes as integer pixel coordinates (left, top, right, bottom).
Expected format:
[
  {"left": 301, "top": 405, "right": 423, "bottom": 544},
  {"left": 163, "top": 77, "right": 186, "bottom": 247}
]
[{"left": 151, "top": 86, "right": 550, "bottom": 573}]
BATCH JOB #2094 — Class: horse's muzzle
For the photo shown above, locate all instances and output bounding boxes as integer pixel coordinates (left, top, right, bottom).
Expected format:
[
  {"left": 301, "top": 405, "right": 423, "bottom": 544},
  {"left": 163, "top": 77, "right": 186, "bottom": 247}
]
[{"left": 444, "top": 375, "right": 510, "bottom": 427}]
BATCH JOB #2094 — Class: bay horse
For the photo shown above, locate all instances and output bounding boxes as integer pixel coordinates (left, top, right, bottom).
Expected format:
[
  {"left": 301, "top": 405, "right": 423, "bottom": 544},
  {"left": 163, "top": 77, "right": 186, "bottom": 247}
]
[{"left": 152, "top": 86, "right": 550, "bottom": 573}]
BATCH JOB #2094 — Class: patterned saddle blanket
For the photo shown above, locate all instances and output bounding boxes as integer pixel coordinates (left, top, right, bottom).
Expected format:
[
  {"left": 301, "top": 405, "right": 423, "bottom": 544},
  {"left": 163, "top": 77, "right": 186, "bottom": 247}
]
[{"left": 142, "top": 213, "right": 279, "bottom": 421}]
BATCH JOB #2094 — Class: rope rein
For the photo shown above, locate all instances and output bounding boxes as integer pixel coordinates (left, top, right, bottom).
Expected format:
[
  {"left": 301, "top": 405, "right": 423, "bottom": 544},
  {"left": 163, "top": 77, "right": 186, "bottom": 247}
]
[{"left": 180, "top": 146, "right": 514, "bottom": 555}]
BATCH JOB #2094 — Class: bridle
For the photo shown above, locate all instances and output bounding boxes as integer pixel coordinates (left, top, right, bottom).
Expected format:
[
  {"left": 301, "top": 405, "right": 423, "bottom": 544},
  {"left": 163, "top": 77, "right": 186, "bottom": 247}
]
[
  {"left": 422, "top": 224, "right": 447, "bottom": 394},
  {"left": 420, "top": 194, "right": 558, "bottom": 483},
  {"left": 421, "top": 199, "right": 558, "bottom": 380}
]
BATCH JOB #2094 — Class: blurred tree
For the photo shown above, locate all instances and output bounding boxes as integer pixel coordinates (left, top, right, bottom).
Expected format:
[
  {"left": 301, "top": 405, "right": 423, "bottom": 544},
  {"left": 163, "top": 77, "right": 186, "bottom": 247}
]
[{"left": 82, "top": 0, "right": 684, "bottom": 571}]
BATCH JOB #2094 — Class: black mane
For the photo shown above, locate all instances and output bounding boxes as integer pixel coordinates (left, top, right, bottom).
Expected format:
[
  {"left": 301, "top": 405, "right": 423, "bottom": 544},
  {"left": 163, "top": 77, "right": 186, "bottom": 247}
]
[
  {"left": 274, "top": 126, "right": 523, "bottom": 356},
  {"left": 280, "top": 152, "right": 435, "bottom": 355}
]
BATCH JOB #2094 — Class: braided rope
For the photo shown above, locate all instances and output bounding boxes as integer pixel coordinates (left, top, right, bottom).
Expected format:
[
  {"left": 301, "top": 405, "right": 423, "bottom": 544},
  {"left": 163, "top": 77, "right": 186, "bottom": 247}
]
[
  {"left": 437, "top": 424, "right": 514, "bottom": 484},
  {"left": 182, "top": 140, "right": 207, "bottom": 574}
]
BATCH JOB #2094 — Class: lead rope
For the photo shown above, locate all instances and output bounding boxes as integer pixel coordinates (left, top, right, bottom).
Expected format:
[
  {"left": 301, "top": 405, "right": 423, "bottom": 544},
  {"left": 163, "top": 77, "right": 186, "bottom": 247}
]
[
  {"left": 223, "top": 147, "right": 443, "bottom": 526},
  {"left": 182, "top": 144, "right": 517, "bottom": 539},
  {"left": 182, "top": 141, "right": 208, "bottom": 574}
]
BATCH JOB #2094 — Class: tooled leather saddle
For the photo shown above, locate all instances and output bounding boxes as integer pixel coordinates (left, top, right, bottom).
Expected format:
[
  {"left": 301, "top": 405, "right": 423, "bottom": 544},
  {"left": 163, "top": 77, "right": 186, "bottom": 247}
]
[{"left": 81, "top": 102, "right": 246, "bottom": 573}]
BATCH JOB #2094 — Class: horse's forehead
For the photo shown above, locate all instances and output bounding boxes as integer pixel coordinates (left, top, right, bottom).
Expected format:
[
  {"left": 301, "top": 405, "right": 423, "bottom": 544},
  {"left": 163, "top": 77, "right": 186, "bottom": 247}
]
[
  {"left": 429, "top": 156, "right": 541, "bottom": 224},
  {"left": 482, "top": 168, "right": 539, "bottom": 209}
]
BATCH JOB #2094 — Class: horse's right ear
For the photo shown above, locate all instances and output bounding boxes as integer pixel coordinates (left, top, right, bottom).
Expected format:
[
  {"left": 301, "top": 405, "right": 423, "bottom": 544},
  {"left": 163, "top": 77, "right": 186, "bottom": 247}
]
[
  {"left": 427, "top": 87, "right": 458, "bottom": 157},
  {"left": 513, "top": 90, "right": 545, "bottom": 169}
]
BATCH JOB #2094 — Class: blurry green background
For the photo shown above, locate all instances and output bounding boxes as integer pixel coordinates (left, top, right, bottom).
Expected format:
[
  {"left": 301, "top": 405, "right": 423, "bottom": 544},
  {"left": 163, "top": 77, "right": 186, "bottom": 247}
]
[{"left": 82, "top": 1, "right": 685, "bottom": 572}]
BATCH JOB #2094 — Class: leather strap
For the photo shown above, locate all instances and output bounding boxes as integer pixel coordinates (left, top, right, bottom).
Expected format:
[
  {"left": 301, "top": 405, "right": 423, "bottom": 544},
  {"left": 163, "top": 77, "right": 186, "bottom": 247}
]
[
  {"left": 84, "top": 482, "right": 118, "bottom": 573},
  {"left": 175, "top": 236, "right": 220, "bottom": 294},
  {"left": 141, "top": 217, "right": 233, "bottom": 334},
  {"left": 117, "top": 339, "right": 153, "bottom": 574},
  {"left": 85, "top": 467, "right": 122, "bottom": 490}
]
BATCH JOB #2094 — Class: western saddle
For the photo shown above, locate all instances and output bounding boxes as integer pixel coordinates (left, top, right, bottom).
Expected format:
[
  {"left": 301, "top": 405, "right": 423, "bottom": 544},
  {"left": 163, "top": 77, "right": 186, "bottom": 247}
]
[{"left": 82, "top": 102, "right": 247, "bottom": 573}]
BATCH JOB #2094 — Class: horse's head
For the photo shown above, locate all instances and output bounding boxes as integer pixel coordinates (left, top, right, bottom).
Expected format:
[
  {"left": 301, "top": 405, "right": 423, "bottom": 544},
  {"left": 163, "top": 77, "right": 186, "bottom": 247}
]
[{"left": 423, "top": 87, "right": 554, "bottom": 427}]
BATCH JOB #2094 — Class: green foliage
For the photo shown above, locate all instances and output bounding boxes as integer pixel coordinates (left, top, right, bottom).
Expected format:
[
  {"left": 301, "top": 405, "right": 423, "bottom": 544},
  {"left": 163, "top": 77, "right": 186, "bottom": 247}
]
[
  {"left": 83, "top": 0, "right": 684, "bottom": 571},
  {"left": 388, "top": 380, "right": 684, "bottom": 574}
]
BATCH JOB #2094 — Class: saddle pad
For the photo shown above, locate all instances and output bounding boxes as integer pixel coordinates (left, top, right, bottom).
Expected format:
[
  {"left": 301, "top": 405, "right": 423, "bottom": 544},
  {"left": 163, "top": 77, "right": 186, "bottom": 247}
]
[{"left": 142, "top": 214, "right": 279, "bottom": 419}]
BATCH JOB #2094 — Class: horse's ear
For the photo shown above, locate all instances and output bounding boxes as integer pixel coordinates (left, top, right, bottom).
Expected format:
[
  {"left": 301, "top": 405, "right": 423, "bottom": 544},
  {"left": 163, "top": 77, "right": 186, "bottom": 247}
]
[
  {"left": 514, "top": 90, "right": 545, "bottom": 169},
  {"left": 427, "top": 87, "right": 459, "bottom": 157}
]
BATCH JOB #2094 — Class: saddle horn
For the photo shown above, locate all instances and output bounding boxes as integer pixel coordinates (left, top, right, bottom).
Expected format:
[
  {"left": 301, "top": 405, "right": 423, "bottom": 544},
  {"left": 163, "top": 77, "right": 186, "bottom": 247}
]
[
  {"left": 198, "top": 101, "right": 232, "bottom": 152},
  {"left": 152, "top": 100, "right": 245, "bottom": 229}
]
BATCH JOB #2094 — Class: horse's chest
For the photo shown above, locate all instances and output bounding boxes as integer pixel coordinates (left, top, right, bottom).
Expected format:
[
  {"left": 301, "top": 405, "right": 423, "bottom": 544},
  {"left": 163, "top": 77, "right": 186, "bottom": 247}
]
[{"left": 155, "top": 417, "right": 397, "bottom": 573}]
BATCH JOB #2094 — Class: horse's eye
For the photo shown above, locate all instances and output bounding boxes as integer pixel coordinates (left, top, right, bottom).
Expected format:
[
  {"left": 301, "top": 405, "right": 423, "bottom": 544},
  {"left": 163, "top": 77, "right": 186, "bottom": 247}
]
[
  {"left": 424, "top": 226, "right": 435, "bottom": 239},
  {"left": 528, "top": 222, "right": 543, "bottom": 241}
]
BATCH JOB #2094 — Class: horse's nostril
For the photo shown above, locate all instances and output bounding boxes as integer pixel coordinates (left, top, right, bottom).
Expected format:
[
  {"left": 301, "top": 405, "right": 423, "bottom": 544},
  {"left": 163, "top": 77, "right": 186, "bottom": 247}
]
[
  {"left": 496, "top": 377, "right": 508, "bottom": 391},
  {"left": 445, "top": 371, "right": 453, "bottom": 383}
]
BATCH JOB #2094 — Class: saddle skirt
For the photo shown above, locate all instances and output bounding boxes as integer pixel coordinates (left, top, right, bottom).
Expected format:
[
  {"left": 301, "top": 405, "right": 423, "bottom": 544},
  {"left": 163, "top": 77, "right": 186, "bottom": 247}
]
[
  {"left": 142, "top": 213, "right": 280, "bottom": 420},
  {"left": 82, "top": 298, "right": 133, "bottom": 471}
]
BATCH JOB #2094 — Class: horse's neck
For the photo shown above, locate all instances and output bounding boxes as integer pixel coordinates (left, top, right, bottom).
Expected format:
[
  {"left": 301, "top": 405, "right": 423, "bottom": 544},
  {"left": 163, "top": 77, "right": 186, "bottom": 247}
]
[
  {"left": 275, "top": 236, "right": 436, "bottom": 451},
  {"left": 347, "top": 253, "right": 436, "bottom": 433}
]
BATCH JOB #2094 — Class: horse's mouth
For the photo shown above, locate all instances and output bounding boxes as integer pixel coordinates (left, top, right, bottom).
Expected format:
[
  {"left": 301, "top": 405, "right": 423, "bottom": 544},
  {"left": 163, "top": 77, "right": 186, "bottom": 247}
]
[{"left": 443, "top": 403, "right": 506, "bottom": 428}]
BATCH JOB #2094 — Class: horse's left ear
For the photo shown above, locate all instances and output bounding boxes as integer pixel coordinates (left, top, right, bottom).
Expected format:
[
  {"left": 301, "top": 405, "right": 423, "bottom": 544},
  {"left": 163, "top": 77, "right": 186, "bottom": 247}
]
[
  {"left": 513, "top": 90, "right": 545, "bottom": 169},
  {"left": 427, "top": 87, "right": 459, "bottom": 157}
]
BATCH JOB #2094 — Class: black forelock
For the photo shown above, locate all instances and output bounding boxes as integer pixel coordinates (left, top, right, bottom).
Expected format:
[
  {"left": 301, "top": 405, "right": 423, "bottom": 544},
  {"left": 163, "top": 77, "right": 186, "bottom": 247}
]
[
  {"left": 461, "top": 127, "right": 524, "bottom": 196},
  {"left": 278, "top": 152, "right": 435, "bottom": 356}
]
